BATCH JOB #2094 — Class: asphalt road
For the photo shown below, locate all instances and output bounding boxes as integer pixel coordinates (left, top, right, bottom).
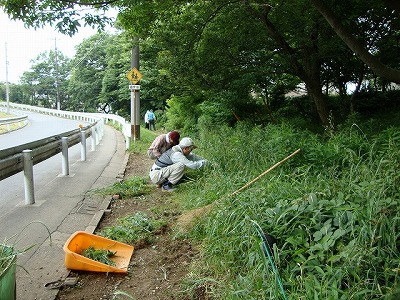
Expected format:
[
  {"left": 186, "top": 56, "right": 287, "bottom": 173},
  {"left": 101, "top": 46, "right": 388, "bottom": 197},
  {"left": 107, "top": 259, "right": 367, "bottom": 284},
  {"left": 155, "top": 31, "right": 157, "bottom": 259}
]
[
  {"left": 0, "top": 109, "right": 87, "bottom": 150},
  {"left": 0, "top": 111, "right": 89, "bottom": 219}
]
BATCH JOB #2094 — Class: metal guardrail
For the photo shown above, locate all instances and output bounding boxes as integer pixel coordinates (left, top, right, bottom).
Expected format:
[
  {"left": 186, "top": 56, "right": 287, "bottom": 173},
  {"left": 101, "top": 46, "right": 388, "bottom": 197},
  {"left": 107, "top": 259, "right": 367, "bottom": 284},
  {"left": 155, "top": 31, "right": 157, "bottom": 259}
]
[
  {"left": 0, "top": 124, "right": 95, "bottom": 181},
  {"left": 0, "top": 101, "right": 121, "bottom": 204},
  {"left": 91, "top": 113, "right": 132, "bottom": 149},
  {"left": 0, "top": 101, "right": 132, "bottom": 148},
  {"left": 0, "top": 114, "right": 28, "bottom": 125},
  {"left": 0, "top": 111, "right": 28, "bottom": 133}
]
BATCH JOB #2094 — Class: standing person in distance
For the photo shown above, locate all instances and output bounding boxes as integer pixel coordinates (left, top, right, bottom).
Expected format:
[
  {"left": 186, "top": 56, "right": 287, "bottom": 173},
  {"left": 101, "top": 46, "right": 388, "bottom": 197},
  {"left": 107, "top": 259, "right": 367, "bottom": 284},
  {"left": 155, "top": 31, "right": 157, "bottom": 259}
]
[
  {"left": 144, "top": 110, "right": 150, "bottom": 129},
  {"left": 147, "top": 109, "right": 156, "bottom": 130},
  {"left": 149, "top": 137, "right": 207, "bottom": 192},
  {"left": 147, "top": 131, "right": 180, "bottom": 160}
]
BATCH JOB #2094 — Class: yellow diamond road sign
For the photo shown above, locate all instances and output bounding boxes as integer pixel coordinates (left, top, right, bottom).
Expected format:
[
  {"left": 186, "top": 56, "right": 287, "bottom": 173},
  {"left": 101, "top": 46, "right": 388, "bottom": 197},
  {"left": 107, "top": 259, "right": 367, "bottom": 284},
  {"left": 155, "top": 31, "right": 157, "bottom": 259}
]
[{"left": 126, "top": 68, "right": 142, "bottom": 84}]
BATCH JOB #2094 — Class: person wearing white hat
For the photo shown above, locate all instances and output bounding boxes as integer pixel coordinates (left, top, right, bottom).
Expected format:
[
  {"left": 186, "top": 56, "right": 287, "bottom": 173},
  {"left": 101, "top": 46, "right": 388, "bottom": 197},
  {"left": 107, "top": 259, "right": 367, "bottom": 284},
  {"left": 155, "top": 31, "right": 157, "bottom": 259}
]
[{"left": 149, "top": 137, "right": 207, "bottom": 192}]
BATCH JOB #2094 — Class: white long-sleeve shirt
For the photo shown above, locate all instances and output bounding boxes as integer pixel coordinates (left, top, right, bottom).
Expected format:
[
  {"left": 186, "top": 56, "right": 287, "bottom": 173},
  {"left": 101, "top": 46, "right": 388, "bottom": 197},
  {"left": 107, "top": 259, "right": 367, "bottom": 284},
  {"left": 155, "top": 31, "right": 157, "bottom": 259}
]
[{"left": 170, "top": 145, "right": 205, "bottom": 169}]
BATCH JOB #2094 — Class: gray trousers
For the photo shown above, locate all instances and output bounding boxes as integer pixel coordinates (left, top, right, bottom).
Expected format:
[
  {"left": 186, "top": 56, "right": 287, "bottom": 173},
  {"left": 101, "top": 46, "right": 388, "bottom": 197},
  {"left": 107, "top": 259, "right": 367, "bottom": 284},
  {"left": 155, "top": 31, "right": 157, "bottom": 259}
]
[{"left": 149, "top": 162, "right": 185, "bottom": 185}]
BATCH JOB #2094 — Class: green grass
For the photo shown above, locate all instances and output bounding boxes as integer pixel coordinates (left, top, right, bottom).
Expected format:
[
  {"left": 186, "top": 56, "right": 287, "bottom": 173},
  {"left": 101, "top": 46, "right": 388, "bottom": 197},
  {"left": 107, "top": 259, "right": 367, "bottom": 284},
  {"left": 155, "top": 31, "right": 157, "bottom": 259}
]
[
  {"left": 0, "top": 244, "right": 15, "bottom": 275},
  {"left": 99, "top": 212, "right": 168, "bottom": 245},
  {"left": 89, "top": 176, "right": 151, "bottom": 199},
  {"left": 81, "top": 246, "right": 116, "bottom": 266},
  {"left": 1, "top": 221, "right": 51, "bottom": 276},
  {"left": 175, "top": 120, "right": 400, "bottom": 299},
  {"left": 128, "top": 128, "right": 160, "bottom": 154},
  {"left": 107, "top": 110, "right": 400, "bottom": 299}
]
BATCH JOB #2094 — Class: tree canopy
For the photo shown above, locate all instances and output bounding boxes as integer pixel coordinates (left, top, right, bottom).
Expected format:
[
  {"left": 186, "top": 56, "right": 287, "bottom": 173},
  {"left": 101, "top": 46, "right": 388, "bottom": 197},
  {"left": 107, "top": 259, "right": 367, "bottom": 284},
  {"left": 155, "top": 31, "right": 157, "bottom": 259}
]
[
  {"left": 0, "top": 0, "right": 115, "bottom": 35},
  {"left": 1, "top": 0, "right": 399, "bottom": 126},
  {"left": 19, "top": 50, "right": 71, "bottom": 108}
]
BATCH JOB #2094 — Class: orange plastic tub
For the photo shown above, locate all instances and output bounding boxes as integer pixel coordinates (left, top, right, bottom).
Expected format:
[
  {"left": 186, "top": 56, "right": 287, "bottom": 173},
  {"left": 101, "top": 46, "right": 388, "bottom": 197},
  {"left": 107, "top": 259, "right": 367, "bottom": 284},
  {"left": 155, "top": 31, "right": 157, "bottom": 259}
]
[{"left": 63, "top": 231, "right": 134, "bottom": 273}]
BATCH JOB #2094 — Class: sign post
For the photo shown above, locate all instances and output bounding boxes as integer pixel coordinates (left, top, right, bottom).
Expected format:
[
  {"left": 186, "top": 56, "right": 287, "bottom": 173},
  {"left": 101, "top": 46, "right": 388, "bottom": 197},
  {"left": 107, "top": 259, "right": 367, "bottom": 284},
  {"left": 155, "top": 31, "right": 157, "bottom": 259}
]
[{"left": 127, "top": 40, "right": 141, "bottom": 141}]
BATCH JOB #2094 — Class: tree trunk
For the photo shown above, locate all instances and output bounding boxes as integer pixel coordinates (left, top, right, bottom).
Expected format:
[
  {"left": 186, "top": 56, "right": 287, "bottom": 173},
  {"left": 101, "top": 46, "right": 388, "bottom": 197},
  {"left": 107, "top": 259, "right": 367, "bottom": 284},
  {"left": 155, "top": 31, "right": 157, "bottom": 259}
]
[
  {"left": 262, "top": 97, "right": 277, "bottom": 124},
  {"left": 350, "top": 72, "right": 364, "bottom": 113},
  {"left": 307, "top": 83, "right": 330, "bottom": 126},
  {"left": 310, "top": 0, "right": 400, "bottom": 84},
  {"left": 243, "top": 3, "right": 330, "bottom": 125}
]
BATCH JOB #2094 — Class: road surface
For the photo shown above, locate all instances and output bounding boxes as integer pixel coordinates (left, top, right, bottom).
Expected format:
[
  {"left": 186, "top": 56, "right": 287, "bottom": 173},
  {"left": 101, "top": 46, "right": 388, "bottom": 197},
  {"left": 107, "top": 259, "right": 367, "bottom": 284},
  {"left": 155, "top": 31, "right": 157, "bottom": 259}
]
[
  {"left": 0, "top": 109, "right": 128, "bottom": 299},
  {"left": 0, "top": 110, "right": 89, "bottom": 218},
  {"left": 0, "top": 109, "right": 87, "bottom": 150}
]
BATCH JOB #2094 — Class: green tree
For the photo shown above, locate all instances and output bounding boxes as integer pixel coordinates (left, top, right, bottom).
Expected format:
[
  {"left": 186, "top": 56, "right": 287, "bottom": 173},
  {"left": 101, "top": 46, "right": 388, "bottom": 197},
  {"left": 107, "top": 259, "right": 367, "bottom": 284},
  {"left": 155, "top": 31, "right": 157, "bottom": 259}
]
[
  {"left": 118, "top": 1, "right": 334, "bottom": 125},
  {"left": 99, "top": 33, "right": 131, "bottom": 118},
  {"left": 67, "top": 33, "right": 112, "bottom": 112},
  {"left": 310, "top": 0, "right": 400, "bottom": 84},
  {"left": 0, "top": 0, "right": 114, "bottom": 35},
  {"left": 2, "top": 0, "right": 399, "bottom": 125},
  {"left": 19, "top": 50, "right": 71, "bottom": 108}
]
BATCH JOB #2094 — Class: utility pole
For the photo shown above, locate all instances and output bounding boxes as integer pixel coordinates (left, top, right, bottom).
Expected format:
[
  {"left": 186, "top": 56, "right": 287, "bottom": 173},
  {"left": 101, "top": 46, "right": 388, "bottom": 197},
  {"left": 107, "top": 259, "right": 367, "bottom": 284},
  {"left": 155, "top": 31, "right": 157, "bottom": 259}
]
[
  {"left": 130, "top": 38, "right": 140, "bottom": 140},
  {"left": 54, "top": 38, "right": 60, "bottom": 110},
  {"left": 5, "top": 43, "right": 10, "bottom": 114}
]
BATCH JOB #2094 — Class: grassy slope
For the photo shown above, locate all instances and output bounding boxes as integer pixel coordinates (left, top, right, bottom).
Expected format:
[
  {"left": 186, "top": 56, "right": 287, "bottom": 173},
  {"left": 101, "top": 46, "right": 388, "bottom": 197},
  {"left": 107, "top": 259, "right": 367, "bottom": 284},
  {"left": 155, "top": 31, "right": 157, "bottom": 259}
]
[
  {"left": 176, "top": 112, "right": 400, "bottom": 299},
  {"left": 125, "top": 107, "right": 400, "bottom": 299}
]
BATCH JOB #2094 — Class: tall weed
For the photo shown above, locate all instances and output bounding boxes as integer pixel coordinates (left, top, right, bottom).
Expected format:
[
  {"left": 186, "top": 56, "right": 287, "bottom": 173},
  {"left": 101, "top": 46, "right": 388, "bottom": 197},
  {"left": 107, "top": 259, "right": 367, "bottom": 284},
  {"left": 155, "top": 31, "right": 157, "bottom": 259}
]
[{"left": 181, "top": 121, "right": 400, "bottom": 299}]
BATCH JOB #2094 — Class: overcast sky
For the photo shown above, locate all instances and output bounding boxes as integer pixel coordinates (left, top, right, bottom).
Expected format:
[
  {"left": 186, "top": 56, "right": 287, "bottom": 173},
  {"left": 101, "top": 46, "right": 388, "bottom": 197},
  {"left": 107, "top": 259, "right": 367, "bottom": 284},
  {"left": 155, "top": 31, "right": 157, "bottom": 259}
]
[{"left": 0, "top": 9, "right": 117, "bottom": 84}]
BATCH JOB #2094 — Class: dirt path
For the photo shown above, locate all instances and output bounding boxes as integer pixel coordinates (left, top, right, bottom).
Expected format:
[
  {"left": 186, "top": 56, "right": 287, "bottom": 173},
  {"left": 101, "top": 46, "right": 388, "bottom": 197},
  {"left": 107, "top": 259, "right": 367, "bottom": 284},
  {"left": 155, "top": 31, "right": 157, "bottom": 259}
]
[{"left": 56, "top": 153, "right": 204, "bottom": 300}]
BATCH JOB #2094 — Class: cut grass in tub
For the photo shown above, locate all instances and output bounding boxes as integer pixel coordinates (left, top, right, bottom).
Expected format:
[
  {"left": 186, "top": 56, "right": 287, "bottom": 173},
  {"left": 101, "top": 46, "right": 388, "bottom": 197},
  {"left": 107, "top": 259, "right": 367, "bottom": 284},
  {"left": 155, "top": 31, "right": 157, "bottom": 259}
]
[
  {"left": 81, "top": 246, "right": 117, "bottom": 267},
  {"left": 0, "top": 244, "right": 17, "bottom": 274},
  {"left": 99, "top": 212, "right": 168, "bottom": 247}
]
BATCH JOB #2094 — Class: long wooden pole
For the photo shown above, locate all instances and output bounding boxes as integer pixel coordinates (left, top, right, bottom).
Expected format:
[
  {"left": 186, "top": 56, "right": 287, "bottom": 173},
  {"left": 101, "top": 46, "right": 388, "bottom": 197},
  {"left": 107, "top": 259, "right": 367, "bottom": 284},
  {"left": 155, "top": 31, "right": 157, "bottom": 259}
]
[
  {"left": 177, "top": 148, "right": 302, "bottom": 230},
  {"left": 230, "top": 148, "right": 301, "bottom": 197},
  {"left": 131, "top": 39, "right": 140, "bottom": 140}
]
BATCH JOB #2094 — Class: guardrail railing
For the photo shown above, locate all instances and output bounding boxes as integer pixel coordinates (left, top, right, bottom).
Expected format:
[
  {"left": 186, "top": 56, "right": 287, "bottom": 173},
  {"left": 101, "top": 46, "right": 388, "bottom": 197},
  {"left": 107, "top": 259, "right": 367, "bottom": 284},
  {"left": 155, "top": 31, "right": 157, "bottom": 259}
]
[
  {"left": 0, "top": 101, "right": 132, "bottom": 148},
  {"left": 0, "top": 101, "right": 130, "bottom": 205},
  {"left": 0, "top": 111, "right": 28, "bottom": 133},
  {"left": 0, "top": 114, "right": 28, "bottom": 126},
  {"left": 0, "top": 124, "right": 96, "bottom": 180}
]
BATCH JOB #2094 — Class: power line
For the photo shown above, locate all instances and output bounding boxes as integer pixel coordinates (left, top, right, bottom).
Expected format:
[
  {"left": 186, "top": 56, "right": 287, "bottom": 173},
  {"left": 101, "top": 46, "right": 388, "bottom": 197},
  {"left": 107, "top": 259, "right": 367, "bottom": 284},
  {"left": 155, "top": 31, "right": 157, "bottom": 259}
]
[{"left": 72, "top": 32, "right": 109, "bottom": 69}]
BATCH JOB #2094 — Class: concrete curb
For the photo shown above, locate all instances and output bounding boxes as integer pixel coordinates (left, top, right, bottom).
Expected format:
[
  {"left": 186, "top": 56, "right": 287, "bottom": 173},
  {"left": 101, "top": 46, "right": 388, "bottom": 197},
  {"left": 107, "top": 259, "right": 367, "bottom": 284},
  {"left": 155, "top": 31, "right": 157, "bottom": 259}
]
[{"left": 85, "top": 151, "right": 130, "bottom": 234}]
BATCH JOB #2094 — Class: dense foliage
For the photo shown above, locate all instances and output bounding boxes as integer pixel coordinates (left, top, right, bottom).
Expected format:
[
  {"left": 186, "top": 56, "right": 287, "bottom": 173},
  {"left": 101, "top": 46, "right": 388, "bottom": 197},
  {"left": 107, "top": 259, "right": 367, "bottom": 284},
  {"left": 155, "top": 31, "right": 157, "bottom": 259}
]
[
  {"left": 1, "top": 0, "right": 399, "bottom": 129},
  {"left": 1, "top": 1, "right": 400, "bottom": 297},
  {"left": 18, "top": 50, "right": 71, "bottom": 109},
  {"left": 175, "top": 118, "right": 400, "bottom": 299}
]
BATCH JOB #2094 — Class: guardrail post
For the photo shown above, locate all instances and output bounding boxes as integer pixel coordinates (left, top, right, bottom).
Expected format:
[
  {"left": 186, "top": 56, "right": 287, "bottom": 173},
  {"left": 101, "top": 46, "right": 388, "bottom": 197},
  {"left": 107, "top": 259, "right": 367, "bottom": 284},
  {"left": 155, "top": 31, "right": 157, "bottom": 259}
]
[
  {"left": 61, "top": 137, "right": 69, "bottom": 176},
  {"left": 100, "top": 119, "right": 105, "bottom": 141},
  {"left": 91, "top": 126, "right": 96, "bottom": 151},
  {"left": 80, "top": 129, "right": 87, "bottom": 161},
  {"left": 95, "top": 123, "right": 100, "bottom": 145},
  {"left": 124, "top": 121, "right": 131, "bottom": 149},
  {"left": 23, "top": 149, "right": 35, "bottom": 205}
]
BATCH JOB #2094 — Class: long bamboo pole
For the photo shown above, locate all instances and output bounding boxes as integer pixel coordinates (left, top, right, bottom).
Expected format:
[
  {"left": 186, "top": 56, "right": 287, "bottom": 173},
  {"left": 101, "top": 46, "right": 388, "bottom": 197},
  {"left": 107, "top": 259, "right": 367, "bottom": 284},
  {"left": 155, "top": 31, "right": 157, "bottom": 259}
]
[
  {"left": 230, "top": 148, "right": 301, "bottom": 197},
  {"left": 177, "top": 148, "right": 302, "bottom": 230}
]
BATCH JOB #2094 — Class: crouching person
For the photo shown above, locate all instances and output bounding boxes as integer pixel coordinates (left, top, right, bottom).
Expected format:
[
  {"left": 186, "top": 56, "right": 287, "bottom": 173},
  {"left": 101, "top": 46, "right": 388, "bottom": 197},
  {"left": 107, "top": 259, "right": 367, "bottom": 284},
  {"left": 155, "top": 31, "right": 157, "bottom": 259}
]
[
  {"left": 149, "top": 137, "right": 207, "bottom": 192},
  {"left": 147, "top": 130, "right": 180, "bottom": 160}
]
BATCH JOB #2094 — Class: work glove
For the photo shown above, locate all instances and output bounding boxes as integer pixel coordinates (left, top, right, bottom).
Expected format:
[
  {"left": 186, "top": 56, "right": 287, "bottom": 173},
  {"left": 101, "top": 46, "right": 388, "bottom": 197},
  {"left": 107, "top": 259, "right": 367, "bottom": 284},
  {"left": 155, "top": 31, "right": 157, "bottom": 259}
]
[{"left": 200, "top": 159, "right": 208, "bottom": 167}]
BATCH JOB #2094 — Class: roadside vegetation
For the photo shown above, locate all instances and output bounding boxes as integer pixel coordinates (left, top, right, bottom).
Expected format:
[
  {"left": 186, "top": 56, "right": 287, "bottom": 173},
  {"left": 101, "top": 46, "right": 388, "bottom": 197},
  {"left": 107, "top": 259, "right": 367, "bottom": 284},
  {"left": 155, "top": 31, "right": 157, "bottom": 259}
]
[
  {"left": 1, "top": 1, "right": 399, "bottom": 298},
  {"left": 96, "top": 102, "right": 399, "bottom": 299},
  {"left": 0, "top": 111, "right": 19, "bottom": 134},
  {"left": 175, "top": 119, "right": 399, "bottom": 299},
  {"left": 90, "top": 176, "right": 151, "bottom": 199},
  {"left": 99, "top": 211, "right": 168, "bottom": 246}
]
